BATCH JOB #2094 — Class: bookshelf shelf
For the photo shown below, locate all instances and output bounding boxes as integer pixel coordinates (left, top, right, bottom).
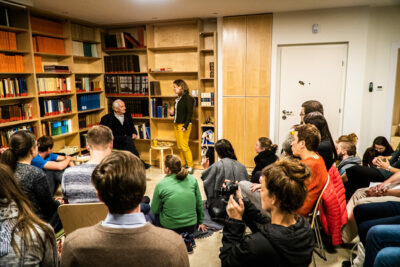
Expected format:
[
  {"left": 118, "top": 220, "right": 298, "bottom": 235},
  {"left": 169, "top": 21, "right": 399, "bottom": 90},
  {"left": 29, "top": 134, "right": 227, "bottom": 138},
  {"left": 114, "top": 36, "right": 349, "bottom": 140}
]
[
  {"left": 200, "top": 78, "right": 214, "bottom": 81},
  {"left": 74, "top": 72, "right": 103, "bottom": 76},
  {"left": 73, "top": 56, "right": 102, "bottom": 61},
  {"left": 149, "top": 71, "right": 198, "bottom": 75},
  {"left": 148, "top": 46, "right": 197, "bottom": 52},
  {"left": 0, "top": 96, "right": 34, "bottom": 102},
  {"left": 0, "top": 49, "right": 30, "bottom": 54},
  {"left": 0, "top": 119, "right": 38, "bottom": 129},
  {"left": 72, "top": 38, "right": 100, "bottom": 44},
  {"left": 34, "top": 52, "right": 71, "bottom": 58},
  {"left": 105, "top": 72, "right": 147, "bottom": 75},
  {"left": 41, "top": 112, "right": 76, "bottom": 121},
  {"left": 31, "top": 30, "right": 68, "bottom": 39},
  {"left": 36, "top": 72, "right": 73, "bottom": 76},
  {"left": 200, "top": 49, "right": 214, "bottom": 53},
  {"left": 106, "top": 93, "right": 148, "bottom": 98},
  {"left": 131, "top": 116, "right": 150, "bottom": 120},
  {"left": 76, "top": 90, "right": 103, "bottom": 95},
  {"left": 77, "top": 108, "right": 104, "bottom": 114},
  {"left": 104, "top": 48, "right": 147, "bottom": 53},
  {"left": 51, "top": 131, "right": 79, "bottom": 140},
  {"left": 38, "top": 93, "right": 74, "bottom": 97},
  {"left": 0, "top": 72, "right": 32, "bottom": 76},
  {"left": 0, "top": 25, "right": 28, "bottom": 33}
]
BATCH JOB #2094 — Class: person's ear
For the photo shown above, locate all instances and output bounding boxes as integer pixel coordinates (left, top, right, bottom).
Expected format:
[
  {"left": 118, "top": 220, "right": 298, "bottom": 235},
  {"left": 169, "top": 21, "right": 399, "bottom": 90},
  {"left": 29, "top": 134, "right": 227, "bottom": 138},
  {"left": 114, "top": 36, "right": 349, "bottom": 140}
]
[{"left": 271, "top": 193, "right": 277, "bottom": 206}]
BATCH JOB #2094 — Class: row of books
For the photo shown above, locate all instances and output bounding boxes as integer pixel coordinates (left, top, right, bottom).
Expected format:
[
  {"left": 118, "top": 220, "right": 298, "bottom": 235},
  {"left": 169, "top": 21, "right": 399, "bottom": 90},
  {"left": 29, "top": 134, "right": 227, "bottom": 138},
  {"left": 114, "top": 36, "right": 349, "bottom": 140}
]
[
  {"left": 78, "top": 113, "right": 100, "bottom": 129},
  {"left": 107, "top": 99, "right": 149, "bottom": 117},
  {"left": 71, "top": 23, "right": 96, "bottom": 42},
  {"left": 31, "top": 16, "right": 63, "bottom": 36},
  {"left": 43, "top": 65, "right": 69, "bottom": 73},
  {"left": 0, "top": 103, "right": 33, "bottom": 123},
  {"left": 134, "top": 123, "right": 151, "bottom": 139},
  {"left": 33, "top": 36, "right": 65, "bottom": 55},
  {"left": 80, "top": 132, "right": 88, "bottom": 148},
  {"left": 34, "top": 55, "right": 42, "bottom": 73},
  {"left": 77, "top": 94, "right": 100, "bottom": 111},
  {"left": 104, "top": 55, "right": 140, "bottom": 73},
  {"left": 0, "top": 125, "right": 38, "bottom": 148},
  {"left": 37, "top": 77, "right": 71, "bottom": 94},
  {"left": 0, "top": 7, "right": 11, "bottom": 27},
  {"left": 200, "top": 92, "right": 215, "bottom": 106},
  {"left": 72, "top": 41, "right": 98, "bottom": 57},
  {"left": 104, "top": 29, "right": 146, "bottom": 50},
  {"left": 105, "top": 75, "right": 148, "bottom": 95},
  {"left": 151, "top": 98, "right": 173, "bottom": 118},
  {"left": 39, "top": 98, "right": 72, "bottom": 117},
  {"left": 42, "top": 119, "right": 72, "bottom": 137},
  {"left": 0, "top": 78, "right": 28, "bottom": 98},
  {"left": 0, "top": 53, "right": 24, "bottom": 72},
  {"left": 0, "top": 30, "right": 17, "bottom": 50},
  {"left": 76, "top": 77, "right": 101, "bottom": 92}
]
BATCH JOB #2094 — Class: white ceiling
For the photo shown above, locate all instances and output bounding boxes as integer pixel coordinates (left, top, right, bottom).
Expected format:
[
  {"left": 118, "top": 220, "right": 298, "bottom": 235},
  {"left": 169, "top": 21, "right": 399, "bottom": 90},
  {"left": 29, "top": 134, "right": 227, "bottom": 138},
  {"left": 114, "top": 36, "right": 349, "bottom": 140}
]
[{"left": 30, "top": 0, "right": 400, "bottom": 25}]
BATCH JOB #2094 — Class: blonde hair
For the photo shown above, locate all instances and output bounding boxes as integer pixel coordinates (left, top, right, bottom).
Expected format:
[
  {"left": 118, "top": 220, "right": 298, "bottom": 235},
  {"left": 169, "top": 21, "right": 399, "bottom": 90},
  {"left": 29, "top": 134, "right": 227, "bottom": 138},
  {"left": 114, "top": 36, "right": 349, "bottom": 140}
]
[
  {"left": 164, "top": 155, "right": 188, "bottom": 180},
  {"left": 86, "top": 125, "right": 113, "bottom": 149}
]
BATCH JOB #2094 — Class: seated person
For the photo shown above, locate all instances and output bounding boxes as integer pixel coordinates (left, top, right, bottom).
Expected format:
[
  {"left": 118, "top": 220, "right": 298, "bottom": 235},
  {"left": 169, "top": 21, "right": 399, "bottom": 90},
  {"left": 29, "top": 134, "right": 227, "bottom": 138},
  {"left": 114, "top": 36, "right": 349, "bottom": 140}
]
[
  {"left": 31, "top": 136, "right": 74, "bottom": 194},
  {"left": 0, "top": 163, "right": 57, "bottom": 266},
  {"left": 0, "top": 131, "right": 62, "bottom": 232},
  {"left": 363, "top": 136, "right": 393, "bottom": 167},
  {"left": 201, "top": 139, "right": 248, "bottom": 213},
  {"left": 62, "top": 125, "right": 113, "bottom": 203},
  {"left": 61, "top": 151, "right": 189, "bottom": 267},
  {"left": 219, "top": 158, "right": 315, "bottom": 267},
  {"left": 336, "top": 140, "right": 361, "bottom": 176},
  {"left": 250, "top": 137, "right": 278, "bottom": 183},
  {"left": 100, "top": 99, "right": 149, "bottom": 169},
  {"left": 151, "top": 155, "right": 206, "bottom": 253},
  {"left": 300, "top": 99, "right": 324, "bottom": 123}
]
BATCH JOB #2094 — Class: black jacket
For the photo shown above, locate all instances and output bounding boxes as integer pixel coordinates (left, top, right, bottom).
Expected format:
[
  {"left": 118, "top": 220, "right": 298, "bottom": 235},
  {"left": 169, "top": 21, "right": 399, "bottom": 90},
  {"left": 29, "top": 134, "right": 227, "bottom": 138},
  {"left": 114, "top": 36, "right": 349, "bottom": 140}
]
[
  {"left": 220, "top": 199, "right": 315, "bottom": 267},
  {"left": 174, "top": 93, "right": 194, "bottom": 129},
  {"left": 100, "top": 112, "right": 137, "bottom": 149},
  {"left": 251, "top": 150, "right": 277, "bottom": 183},
  {"left": 318, "top": 140, "right": 335, "bottom": 171}
]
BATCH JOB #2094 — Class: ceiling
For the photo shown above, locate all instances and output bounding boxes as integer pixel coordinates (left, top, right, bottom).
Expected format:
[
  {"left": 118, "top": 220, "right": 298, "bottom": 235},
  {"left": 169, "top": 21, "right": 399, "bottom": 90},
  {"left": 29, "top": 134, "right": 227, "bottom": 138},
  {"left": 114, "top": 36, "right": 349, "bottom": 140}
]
[{"left": 29, "top": 0, "right": 400, "bottom": 25}]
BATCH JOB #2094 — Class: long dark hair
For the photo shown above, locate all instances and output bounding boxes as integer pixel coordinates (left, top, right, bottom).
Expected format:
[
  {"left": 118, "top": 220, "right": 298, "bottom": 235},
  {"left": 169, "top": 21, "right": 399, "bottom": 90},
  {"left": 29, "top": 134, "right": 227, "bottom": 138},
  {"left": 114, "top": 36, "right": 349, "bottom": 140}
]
[
  {"left": 372, "top": 136, "right": 393, "bottom": 154},
  {"left": 0, "top": 163, "right": 55, "bottom": 256},
  {"left": 0, "top": 131, "right": 36, "bottom": 171},
  {"left": 215, "top": 139, "right": 237, "bottom": 160},
  {"left": 303, "top": 112, "right": 338, "bottom": 161}
]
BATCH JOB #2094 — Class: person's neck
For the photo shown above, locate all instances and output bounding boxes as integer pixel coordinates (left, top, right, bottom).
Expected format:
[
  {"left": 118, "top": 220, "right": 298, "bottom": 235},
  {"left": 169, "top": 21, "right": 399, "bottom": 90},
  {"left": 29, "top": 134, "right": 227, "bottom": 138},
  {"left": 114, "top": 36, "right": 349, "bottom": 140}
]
[
  {"left": 342, "top": 154, "right": 350, "bottom": 161},
  {"left": 114, "top": 112, "right": 123, "bottom": 116},
  {"left": 300, "top": 150, "right": 318, "bottom": 160},
  {"left": 270, "top": 209, "right": 297, "bottom": 227},
  {"left": 87, "top": 149, "right": 112, "bottom": 164},
  {"left": 38, "top": 151, "right": 48, "bottom": 159},
  {"left": 18, "top": 155, "right": 33, "bottom": 164}
]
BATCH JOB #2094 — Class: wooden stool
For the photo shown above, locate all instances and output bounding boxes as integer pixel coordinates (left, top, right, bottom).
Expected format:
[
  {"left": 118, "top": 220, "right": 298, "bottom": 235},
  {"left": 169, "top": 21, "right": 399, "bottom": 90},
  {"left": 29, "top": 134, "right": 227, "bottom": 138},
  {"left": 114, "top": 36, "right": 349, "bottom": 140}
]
[{"left": 149, "top": 145, "right": 173, "bottom": 172}]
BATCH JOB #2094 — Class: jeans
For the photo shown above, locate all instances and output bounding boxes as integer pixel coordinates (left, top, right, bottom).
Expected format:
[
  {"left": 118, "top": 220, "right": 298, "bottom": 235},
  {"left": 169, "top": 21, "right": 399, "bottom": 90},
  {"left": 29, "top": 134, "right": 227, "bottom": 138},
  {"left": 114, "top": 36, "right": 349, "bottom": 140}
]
[
  {"left": 345, "top": 166, "right": 385, "bottom": 201},
  {"left": 364, "top": 225, "right": 400, "bottom": 267},
  {"left": 174, "top": 123, "right": 193, "bottom": 167},
  {"left": 354, "top": 202, "right": 400, "bottom": 244},
  {"left": 45, "top": 170, "right": 64, "bottom": 195}
]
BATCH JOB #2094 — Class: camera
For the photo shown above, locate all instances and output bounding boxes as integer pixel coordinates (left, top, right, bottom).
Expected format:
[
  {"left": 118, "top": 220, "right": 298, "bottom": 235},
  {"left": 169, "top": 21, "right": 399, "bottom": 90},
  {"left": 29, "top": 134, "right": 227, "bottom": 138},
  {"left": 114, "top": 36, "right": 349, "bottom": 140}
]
[{"left": 217, "top": 181, "right": 238, "bottom": 201}]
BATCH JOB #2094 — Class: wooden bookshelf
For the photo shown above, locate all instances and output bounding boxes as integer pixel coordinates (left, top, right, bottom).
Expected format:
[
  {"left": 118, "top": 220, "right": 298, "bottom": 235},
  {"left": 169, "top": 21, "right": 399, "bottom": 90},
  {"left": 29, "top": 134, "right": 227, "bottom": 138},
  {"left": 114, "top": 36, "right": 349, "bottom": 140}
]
[
  {"left": 0, "top": 119, "right": 38, "bottom": 129},
  {"left": 0, "top": 25, "right": 28, "bottom": 33}
]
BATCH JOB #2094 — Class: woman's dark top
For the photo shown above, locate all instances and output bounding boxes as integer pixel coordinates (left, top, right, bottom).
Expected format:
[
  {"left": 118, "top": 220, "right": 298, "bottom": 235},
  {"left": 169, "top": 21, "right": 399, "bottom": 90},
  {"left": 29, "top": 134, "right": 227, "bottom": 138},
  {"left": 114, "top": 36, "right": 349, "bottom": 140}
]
[
  {"left": 174, "top": 93, "right": 194, "bottom": 130},
  {"left": 318, "top": 140, "right": 335, "bottom": 171},
  {"left": 251, "top": 150, "right": 277, "bottom": 183},
  {"left": 362, "top": 147, "right": 393, "bottom": 167},
  {"left": 220, "top": 199, "right": 315, "bottom": 267}
]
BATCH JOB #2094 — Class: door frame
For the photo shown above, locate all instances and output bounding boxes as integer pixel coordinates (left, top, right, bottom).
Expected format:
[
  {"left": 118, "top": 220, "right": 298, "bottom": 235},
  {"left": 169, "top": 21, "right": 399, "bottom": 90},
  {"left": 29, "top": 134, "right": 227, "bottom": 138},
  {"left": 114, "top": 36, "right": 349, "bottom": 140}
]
[
  {"left": 274, "top": 42, "right": 349, "bottom": 146},
  {"left": 386, "top": 42, "right": 400, "bottom": 139}
]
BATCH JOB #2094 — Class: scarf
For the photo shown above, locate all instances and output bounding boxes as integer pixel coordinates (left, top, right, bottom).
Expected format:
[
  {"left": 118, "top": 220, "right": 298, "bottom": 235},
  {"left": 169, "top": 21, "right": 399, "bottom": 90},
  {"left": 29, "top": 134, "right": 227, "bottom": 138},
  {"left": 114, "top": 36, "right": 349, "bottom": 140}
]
[{"left": 0, "top": 199, "right": 19, "bottom": 257}]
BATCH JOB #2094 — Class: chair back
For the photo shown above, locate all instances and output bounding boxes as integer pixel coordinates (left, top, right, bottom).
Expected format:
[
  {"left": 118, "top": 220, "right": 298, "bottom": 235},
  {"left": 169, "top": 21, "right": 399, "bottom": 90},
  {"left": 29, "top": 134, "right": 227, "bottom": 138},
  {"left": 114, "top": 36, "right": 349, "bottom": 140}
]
[
  {"left": 310, "top": 175, "right": 330, "bottom": 229},
  {"left": 58, "top": 203, "right": 108, "bottom": 236}
]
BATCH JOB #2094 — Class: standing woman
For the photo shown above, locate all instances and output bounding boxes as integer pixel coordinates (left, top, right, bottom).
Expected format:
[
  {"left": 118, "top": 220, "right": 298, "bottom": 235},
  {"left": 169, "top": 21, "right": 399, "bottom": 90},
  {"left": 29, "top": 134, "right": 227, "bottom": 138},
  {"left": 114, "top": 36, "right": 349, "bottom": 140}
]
[{"left": 169, "top": 80, "right": 195, "bottom": 174}]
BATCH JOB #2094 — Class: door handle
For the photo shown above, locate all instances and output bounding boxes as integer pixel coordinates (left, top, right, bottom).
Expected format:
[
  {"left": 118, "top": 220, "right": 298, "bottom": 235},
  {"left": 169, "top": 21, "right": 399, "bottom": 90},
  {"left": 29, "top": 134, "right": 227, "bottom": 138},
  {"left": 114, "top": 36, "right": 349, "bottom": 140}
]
[{"left": 282, "top": 110, "right": 293, "bottom": 116}]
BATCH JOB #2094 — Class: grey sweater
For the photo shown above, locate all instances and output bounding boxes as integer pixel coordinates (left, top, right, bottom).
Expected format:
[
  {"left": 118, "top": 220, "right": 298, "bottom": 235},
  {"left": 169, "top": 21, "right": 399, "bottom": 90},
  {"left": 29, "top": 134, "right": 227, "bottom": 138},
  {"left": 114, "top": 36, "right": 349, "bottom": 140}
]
[
  {"left": 201, "top": 158, "right": 249, "bottom": 202},
  {"left": 62, "top": 163, "right": 98, "bottom": 203}
]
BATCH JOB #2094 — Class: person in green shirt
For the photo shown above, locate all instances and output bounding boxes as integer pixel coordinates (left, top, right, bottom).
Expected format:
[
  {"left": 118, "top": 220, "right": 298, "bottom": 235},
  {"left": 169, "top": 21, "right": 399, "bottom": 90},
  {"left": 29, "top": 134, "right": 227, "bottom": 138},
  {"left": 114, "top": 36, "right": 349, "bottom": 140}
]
[{"left": 151, "top": 155, "right": 206, "bottom": 235}]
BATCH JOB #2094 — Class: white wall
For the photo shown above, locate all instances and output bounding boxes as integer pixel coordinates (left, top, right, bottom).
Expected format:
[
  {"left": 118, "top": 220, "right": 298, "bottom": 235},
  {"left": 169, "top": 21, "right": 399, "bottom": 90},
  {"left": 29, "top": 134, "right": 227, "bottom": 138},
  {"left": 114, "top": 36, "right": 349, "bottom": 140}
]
[{"left": 269, "top": 6, "right": 400, "bottom": 154}]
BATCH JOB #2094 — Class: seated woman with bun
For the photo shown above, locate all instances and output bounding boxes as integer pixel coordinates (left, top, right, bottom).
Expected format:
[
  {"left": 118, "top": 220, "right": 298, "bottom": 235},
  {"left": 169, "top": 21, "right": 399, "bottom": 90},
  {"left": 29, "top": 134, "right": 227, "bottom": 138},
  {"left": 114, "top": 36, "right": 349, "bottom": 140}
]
[{"left": 220, "top": 158, "right": 315, "bottom": 267}]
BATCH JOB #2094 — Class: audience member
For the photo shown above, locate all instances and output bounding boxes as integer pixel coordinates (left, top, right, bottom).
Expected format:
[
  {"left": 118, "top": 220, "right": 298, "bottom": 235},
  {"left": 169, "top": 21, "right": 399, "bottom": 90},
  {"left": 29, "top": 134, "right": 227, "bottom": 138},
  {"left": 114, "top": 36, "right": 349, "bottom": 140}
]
[
  {"left": 151, "top": 155, "right": 205, "bottom": 253},
  {"left": 62, "top": 125, "right": 113, "bottom": 203},
  {"left": 219, "top": 158, "right": 315, "bottom": 267},
  {"left": 291, "top": 124, "right": 328, "bottom": 216},
  {"left": 0, "top": 163, "right": 57, "bottom": 266},
  {"left": 300, "top": 100, "right": 324, "bottom": 123},
  {"left": 336, "top": 140, "right": 361, "bottom": 176},
  {"left": 303, "top": 111, "right": 337, "bottom": 170},
  {"left": 100, "top": 99, "right": 149, "bottom": 169},
  {"left": 61, "top": 151, "right": 189, "bottom": 267},
  {"left": 362, "top": 136, "right": 393, "bottom": 167},
  {"left": 0, "top": 131, "right": 62, "bottom": 232},
  {"left": 202, "top": 139, "right": 248, "bottom": 215},
  {"left": 250, "top": 137, "right": 278, "bottom": 183},
  {"left": 31, "top": 136, "right": 74, "bottom": 194}
]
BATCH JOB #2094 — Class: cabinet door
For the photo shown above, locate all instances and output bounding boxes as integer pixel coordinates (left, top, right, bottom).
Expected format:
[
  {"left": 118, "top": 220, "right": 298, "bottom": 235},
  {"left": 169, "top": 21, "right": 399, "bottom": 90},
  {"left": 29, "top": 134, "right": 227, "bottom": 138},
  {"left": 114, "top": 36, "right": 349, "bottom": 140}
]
[
  {"left": 246, "top": 14, "right": 272, "bottom": 97},
  {"left": 223, "top": 97, "right": 245, "bottom": 163},
  {"left": 245, "top": 97, "right": 270, "bottom": 167},
  {"left": 223, "top": 16, "right": 246, "bottom": 97}
]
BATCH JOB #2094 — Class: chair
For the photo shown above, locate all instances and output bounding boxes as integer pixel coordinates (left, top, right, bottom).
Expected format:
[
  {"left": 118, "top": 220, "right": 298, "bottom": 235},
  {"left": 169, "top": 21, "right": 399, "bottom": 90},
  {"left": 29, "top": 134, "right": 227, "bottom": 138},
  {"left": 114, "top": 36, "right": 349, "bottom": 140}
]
[
  {"left": 58, "top": 203, "right": 108, "bottom": 236},
  {"left": 310, "top": 175, "right": 330, "bottom": 265},
  {"left": 149, "top": 145, "right": 173, "bottom": 172}
]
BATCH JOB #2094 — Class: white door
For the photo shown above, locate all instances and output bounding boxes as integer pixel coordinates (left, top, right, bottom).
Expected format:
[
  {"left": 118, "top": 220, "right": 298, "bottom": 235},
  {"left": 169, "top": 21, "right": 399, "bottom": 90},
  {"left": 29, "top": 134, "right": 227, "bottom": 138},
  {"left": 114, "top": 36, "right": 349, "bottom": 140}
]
[{"left": 277, "top": 44, "right": 348, "bottom": 148}]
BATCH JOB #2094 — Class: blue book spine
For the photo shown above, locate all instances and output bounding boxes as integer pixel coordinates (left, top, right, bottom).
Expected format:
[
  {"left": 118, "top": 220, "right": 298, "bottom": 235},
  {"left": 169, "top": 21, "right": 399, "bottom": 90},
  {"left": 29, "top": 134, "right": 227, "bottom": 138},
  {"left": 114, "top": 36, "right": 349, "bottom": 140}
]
[{"left": 156, "top": 106, "right": 162, "bottom": 118}]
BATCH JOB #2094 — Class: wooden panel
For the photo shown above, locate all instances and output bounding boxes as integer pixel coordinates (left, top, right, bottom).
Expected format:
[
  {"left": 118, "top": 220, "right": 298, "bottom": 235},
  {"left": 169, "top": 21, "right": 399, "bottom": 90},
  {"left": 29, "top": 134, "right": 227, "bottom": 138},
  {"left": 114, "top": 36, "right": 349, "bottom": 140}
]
[
  {"left": 222, "top": 17, "right": 246, "bottom": 96},
  {"left": 154, "top": 51, "right": 198, "bottom": 72},
  {"left": 153, "top": 23, "right": 198, "bottom": 47},
  {"left": 223, "top": 97, "right": 245, "bottom": 163},
  {"left": 246, "top": 14, "right": 272, "bottom": 97},
  {"left": 392, "top": 48, "right": 400, "bottom": 126},
  {"left": 245, "top": 97, "right": 270, "bottom": 167}
]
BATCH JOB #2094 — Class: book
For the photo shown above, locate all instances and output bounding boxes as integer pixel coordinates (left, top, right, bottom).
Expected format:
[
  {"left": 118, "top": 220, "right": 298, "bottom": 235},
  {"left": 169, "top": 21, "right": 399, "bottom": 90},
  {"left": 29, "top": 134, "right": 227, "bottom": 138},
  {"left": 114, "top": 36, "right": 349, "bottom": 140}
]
[
  {"left": 0, "top": 78, "right": 28, "bottom": 98},
  {"left": 0, "top": 124, "right": 37, "bottom": 148},
  {"left": 104, "top": 28, "right": 146, "bottom": 50},
  {"left": 32, "top": 36, "right": 65, "bottom": 54},
  {"left": 43, "top": 65, "right": 69, "bottom": 73},
  {"left": 77, "top": 94, "right": 100, "bottom": 111},
  {"left": 42, "top": 119, "right": 72, "bottom": 136},
  {"left": 39, "top": 98, "right": 72, "bottom": 116},
  {"left": 104, "top": 55, "right": 140, "bottom": 73},
  {"left": 150, "top": 81, "right": 161, "bottom": 96},
  {"left": 37, "top": 77, "right": 71, "bottom": 94},
  {"left": 0, "top": 53, "right": 25, "bottom": 72},
  {"left": 30, "top": 16, "right": 63, "bottom": 36},
  {"left": 71, "top": 23, "right": 96, "bottom": 41},
  {"left": 0, "top": 103, "right": 32, "bottom": 122},
  {"left": 0, "top": 7, "right": 10, "bottom": 27},
  {"left": 0, "top": 31, "right": 17, "bottom": 50}
]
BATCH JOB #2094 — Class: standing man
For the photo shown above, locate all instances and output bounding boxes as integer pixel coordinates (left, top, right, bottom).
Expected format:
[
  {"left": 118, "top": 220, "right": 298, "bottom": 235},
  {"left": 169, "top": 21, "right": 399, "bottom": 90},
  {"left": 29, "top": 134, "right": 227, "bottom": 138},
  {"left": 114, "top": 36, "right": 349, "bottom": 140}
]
[{"left": 100, "top": 99, "right": 149, "bottom": 169}]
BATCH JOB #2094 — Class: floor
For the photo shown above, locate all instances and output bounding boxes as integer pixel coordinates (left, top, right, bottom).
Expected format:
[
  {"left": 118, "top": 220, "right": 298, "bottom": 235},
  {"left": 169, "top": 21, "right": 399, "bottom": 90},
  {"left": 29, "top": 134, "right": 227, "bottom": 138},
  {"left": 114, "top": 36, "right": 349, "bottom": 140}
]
[{"left": 145, "top": 166, "right": 352, "bottom": 267}]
